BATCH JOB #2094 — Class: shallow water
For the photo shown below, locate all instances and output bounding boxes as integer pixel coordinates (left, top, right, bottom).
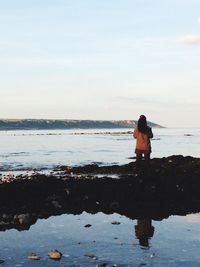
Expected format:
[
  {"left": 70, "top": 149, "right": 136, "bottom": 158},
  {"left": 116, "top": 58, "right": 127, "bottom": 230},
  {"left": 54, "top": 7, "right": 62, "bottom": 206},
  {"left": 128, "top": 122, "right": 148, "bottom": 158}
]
[
  {"left": 1, "top": 212, "right": 200, "bottom": 266},
  {"left": 0, "top": 128, "right": 200, "bottom": 171}
]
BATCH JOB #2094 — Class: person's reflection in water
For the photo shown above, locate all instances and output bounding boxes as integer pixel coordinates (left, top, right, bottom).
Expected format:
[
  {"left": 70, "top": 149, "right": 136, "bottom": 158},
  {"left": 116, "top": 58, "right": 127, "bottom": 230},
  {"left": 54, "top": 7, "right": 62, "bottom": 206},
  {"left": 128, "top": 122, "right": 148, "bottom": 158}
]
[{"left": 135, "top": 218, "right": 154, "bottom": 248}]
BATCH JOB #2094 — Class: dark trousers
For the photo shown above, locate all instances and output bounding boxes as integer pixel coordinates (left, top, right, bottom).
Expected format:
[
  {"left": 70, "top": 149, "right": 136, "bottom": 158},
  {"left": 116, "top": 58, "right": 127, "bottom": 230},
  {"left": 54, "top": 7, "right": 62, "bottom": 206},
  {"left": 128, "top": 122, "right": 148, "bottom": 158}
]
[{"left": 136, "top": 153, "right": 150, "bottom": 173}]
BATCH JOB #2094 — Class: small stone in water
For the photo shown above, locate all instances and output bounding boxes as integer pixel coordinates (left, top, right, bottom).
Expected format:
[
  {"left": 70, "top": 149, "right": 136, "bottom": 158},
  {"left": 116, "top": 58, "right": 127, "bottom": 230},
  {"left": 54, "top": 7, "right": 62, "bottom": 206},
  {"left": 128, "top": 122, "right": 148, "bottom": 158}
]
[
  {"left": 84, "top": 253, "right": 98, "bottom": 260},
  {"left": 84, "top": 224, "right": 92, "bottom": 227},
  {"left": 48, "top": 249, "right": 62, "bottom": 260},
  {"left": 111, "top": 221, "right": 121, "bottom": 225},
  {"left": 28, "top": 253, "right": 41, "bottom": 260}
]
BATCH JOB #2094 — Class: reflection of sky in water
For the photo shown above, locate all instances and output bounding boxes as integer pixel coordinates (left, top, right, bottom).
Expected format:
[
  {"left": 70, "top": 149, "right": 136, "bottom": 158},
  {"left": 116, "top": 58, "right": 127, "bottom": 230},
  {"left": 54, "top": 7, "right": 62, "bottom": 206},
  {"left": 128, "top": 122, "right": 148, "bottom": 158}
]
[
  {"left": 1, "top": 212, "right": 200, "bottom": 266},
  {"left": 0, "top": 128, "right": 200, "bottom": 171}
]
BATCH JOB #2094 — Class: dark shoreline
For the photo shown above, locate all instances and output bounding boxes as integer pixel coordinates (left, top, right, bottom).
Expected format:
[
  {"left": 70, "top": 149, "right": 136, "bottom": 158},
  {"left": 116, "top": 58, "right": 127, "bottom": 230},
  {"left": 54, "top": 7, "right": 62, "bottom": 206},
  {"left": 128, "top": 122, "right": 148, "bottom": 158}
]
[
  {"left": 0, "top": 119, "right": 163, "bottom": 131},
  {"left": 0, "top": 155, "right": 200, "bottom": 231}
]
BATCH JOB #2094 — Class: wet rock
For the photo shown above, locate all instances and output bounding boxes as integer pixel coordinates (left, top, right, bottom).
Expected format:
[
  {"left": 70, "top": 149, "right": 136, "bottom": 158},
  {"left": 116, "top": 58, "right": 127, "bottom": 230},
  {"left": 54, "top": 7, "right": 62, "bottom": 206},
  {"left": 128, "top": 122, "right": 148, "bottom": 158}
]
[
  {"left": 84, "top": 253, "right": 98, "bottom": 260},
  {"left": 65, "top": 188, "right": 70, "bottom": 195},
  {"left": 109, "top": 202, "right": 119, "bottom": 211},
  {"left": 98, "top": 263, "right": 108, "bottom": 267},
  {"left": 28, "top": 253, "right": 41, "bottom": 260},
  {"left": 2, "top": 214, "right": 12, "bottom": 221},
  {"left": 48, "top": 249, "right": 62, "bottom": 260},
  {"left": 111, "top": 221, "right": 121, "bottom": 225},
  {"left": 0, "top": 155, "right": 200, "bottom": 231},
  {"left": 51, "top": 200, "right": 62, "bottom": 209},
  {"left": 15, "top": 214, "right": 31, "bottom": 225},
  {"left": 0, "top": 221, "right": 9, "bottom": 227},
  {"left": 84, "top": 224, "right": 92, "bottom": 228}
]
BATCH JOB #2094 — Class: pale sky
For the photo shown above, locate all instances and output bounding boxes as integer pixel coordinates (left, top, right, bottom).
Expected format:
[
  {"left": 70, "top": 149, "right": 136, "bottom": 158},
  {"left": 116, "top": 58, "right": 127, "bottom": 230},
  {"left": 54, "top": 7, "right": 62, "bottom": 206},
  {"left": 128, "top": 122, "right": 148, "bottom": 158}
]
[{"left": 0, "top": 0, "right": 200, "bottom": 127}]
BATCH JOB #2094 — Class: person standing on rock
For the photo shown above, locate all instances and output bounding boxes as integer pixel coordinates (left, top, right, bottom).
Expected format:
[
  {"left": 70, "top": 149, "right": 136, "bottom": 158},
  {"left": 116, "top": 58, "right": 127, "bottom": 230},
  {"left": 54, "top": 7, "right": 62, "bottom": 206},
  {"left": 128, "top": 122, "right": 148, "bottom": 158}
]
[{"left": 133, "top": 115, "right": 153, "bottom": 174}]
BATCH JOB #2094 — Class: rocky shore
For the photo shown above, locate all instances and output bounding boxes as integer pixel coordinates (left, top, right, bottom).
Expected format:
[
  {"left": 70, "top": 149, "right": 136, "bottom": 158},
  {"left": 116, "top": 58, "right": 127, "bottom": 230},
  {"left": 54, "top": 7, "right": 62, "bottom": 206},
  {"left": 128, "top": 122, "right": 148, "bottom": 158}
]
[{"left": 0, "top": 155, "right": 200, "bottom": 231}]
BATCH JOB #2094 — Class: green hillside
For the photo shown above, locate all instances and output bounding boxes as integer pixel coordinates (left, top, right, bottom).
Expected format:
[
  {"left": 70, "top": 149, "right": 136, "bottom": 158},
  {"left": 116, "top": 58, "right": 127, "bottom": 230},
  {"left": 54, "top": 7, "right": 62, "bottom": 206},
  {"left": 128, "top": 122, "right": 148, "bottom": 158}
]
[{"left": 0, "top": 119, "right": 163, "bottom": 131}]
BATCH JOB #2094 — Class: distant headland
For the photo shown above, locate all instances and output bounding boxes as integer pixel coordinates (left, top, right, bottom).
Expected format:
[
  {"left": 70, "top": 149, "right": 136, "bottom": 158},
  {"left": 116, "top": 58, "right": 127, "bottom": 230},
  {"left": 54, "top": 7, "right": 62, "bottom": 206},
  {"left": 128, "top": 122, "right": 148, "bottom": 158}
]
[{"left": 0, "top": 119, "right": 163, "bottom": 131}]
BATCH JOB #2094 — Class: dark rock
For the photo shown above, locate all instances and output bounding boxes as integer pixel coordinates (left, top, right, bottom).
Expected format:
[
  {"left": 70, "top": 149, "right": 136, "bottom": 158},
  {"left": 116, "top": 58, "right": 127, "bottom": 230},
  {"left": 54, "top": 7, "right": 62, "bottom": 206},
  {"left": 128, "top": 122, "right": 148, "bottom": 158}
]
[
  {"left": 14, "top": 213, "right": 31, "bottom": 225},
  {"left": 109, "top": 202, "right": 120, "bottom": 211},
  {"left": 84, "top": 224, "right": 92, "bottom": 228},
  {"left": 111, "top": 221, "right": 121, "bottom": 225},
  {"left": 0, "top": 155, "right": 200, "bottom": 231},
  {"left": 51, "top": 200, "right": 62, "bottom": 209},
  {"left": 99, "top": 263, "right": 108, "bottom": 267},
  {"left": 84, "top": 253, "right": 98, "bottom": 260}
]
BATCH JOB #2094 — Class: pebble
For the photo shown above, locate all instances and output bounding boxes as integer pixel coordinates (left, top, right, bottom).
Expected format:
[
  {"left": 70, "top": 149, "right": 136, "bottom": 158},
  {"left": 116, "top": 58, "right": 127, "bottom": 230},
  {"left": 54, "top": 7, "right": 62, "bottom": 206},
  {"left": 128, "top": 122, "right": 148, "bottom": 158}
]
[
  {"left": 48, "top": 249, "right": 62, "bottom": 260},
  {"left": 84, "top": 253, "right": 98, "bottom": 260},
  {"left": 111, "top": 221, "right": 121, "bottom": 225},
  {"left": 27, "top": 253, "right": 41, "bottom": 260},
  {"left": 84, "top": 224, "right": 92, "bottom": 227}
]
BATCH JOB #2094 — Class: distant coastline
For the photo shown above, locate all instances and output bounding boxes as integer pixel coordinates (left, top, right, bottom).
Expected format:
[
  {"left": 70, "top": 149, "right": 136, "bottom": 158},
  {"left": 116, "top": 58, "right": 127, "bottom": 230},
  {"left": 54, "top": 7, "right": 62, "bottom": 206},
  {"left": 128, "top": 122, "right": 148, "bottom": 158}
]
[{"left": 0, "top": 119, "right": 164, "bottom": 131}]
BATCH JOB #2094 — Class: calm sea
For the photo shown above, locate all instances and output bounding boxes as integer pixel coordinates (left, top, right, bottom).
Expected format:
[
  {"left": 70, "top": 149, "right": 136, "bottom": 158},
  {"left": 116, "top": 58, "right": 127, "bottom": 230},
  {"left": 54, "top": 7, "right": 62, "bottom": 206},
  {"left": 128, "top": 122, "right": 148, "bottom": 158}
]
[
  {"left": 0, "top": 128, "right": 200, "bottom": 266},
  {"left": 0, "top": 128, "right": 199, "bottom": 171}
]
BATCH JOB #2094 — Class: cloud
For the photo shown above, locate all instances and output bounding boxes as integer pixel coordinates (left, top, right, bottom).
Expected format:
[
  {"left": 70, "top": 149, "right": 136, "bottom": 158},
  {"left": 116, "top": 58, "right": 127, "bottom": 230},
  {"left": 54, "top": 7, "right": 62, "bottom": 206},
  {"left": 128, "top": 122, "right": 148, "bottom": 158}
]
[{"left": 177, "top": 34, "right": 200, "bottom": 45}]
